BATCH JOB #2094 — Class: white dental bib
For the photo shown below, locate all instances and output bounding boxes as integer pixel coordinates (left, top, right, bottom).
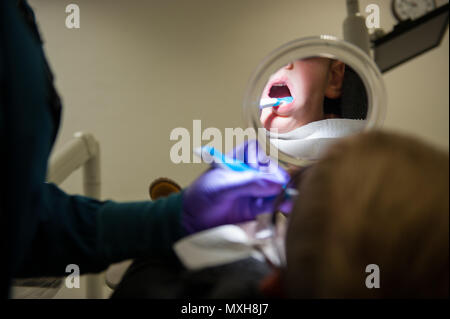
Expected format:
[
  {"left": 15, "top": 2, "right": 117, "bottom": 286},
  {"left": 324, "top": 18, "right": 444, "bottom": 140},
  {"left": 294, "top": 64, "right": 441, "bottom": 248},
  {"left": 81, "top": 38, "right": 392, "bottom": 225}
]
[
  {"left": 269, "top": 118, "right": 367, "bottom": 160},
  {"left": 174, "top": 217, "right": 286, "bottom": 270}
]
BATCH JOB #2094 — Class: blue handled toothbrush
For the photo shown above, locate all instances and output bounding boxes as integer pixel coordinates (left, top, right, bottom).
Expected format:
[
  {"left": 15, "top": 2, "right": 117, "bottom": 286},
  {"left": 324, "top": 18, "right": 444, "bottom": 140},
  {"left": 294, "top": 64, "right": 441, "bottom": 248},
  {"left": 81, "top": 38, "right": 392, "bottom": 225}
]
[{"left": 259, "top": 96, "right": 293, "bottom": 109}]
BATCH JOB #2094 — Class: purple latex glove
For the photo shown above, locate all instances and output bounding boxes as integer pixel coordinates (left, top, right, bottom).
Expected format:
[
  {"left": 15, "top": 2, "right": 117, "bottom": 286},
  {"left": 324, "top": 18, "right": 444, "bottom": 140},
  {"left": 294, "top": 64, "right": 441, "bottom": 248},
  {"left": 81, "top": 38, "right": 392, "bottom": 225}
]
[
  {"left": 228, "top": 139, "right": 294, "bottom": 213},
  {"left": 182, "top": 140, "right": 293, "bottom": 234}
]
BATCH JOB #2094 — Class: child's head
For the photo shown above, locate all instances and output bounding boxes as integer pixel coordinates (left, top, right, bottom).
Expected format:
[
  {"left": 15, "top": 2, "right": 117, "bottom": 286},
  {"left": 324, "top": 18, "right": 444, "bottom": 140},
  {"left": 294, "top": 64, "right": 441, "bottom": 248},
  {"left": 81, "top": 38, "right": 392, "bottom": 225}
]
[
  {"left": 260, "top": 58, "right": 346, "bottom": 133},
  {"left": 283, "top": 131, "right": 449, "bottom": 298}
]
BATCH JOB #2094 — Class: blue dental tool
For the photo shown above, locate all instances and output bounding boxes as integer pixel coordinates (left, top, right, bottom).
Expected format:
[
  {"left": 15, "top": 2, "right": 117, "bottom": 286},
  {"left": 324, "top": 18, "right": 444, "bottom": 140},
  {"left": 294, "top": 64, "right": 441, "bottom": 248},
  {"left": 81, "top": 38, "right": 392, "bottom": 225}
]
[
  {"left": 259, "top": 96, "right": 293, "bottom": 109},
  {"left": 194, "top": 146, "right": 298, "bottom": 197},
  {"left": 194, "top": 147, "right": 305, "bottom": 198},
  {"left": 194, "top": 146, "right": 258, "bottom": 172}
]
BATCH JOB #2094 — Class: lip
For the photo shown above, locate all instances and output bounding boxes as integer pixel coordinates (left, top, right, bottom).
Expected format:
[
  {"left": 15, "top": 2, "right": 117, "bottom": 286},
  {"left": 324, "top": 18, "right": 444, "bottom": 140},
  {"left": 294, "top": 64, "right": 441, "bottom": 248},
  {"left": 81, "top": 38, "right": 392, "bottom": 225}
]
[
  {"left": 272, "top": 103, "right": 294, "bottom": 117},
  {"left": 264, "top": 76, "right": 295, "bottom": 116}
]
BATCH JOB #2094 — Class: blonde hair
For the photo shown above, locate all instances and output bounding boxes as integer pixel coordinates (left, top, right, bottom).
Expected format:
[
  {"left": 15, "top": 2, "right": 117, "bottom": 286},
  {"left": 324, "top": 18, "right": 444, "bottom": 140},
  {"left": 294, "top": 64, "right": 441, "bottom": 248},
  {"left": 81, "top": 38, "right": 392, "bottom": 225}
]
[{"left": 285, "top": 131, "right": 449, "bottom": 298}]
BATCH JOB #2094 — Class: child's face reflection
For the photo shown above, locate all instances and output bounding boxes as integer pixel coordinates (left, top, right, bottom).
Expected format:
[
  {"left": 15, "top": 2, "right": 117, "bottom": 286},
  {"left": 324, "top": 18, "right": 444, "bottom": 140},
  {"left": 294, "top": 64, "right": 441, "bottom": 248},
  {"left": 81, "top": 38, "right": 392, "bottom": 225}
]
[{"left": 260, "top": 58, "right": 344, "bottom": 133}]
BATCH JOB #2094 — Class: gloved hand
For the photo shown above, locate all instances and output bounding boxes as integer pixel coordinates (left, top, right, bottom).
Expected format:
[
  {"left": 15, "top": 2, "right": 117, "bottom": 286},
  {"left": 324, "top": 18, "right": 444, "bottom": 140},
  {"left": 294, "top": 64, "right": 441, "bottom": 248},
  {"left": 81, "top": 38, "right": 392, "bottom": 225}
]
[
  {"left": 182, "top": 140, "right": 292, "bottom": 234},
  {"left": 228, "top": 139, "right": 280, "bottom": 173},
  {"left": 228, "top": 139, "right": 294, "bottom": 214}
]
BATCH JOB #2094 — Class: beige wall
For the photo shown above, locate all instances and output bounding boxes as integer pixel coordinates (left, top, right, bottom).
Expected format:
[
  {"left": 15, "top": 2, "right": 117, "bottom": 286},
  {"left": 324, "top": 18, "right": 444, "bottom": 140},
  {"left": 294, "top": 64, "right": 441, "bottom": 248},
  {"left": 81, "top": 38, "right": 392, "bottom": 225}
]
[{"left": 28, "top": 0, "right": 449, "bottom": 201}]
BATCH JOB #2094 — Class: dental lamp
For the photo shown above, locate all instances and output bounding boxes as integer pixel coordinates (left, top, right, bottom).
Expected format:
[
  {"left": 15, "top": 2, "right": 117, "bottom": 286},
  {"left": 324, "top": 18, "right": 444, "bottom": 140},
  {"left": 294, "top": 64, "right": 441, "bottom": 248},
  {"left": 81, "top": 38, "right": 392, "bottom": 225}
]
[{"left": 343, "top": 0, "right": 449, "bottom": 73}]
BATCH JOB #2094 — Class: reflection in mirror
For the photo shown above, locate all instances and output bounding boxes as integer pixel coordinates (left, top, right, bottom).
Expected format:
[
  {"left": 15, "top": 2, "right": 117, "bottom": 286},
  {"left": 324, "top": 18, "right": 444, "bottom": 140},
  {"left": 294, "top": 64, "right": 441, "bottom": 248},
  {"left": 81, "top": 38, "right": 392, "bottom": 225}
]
[{"left": 259, "top": 57, "right": 368, "bottom": 161}]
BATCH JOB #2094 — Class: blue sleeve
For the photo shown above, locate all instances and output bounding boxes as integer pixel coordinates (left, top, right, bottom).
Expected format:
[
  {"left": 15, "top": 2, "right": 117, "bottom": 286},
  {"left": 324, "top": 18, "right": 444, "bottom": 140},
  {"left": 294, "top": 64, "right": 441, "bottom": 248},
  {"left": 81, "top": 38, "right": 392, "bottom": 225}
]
[
  {"left": 0, "top": 0, "right": 185, "bottom": 287},
  {"left": 18, "top": 184, "right": 185, "bottom": 278}
]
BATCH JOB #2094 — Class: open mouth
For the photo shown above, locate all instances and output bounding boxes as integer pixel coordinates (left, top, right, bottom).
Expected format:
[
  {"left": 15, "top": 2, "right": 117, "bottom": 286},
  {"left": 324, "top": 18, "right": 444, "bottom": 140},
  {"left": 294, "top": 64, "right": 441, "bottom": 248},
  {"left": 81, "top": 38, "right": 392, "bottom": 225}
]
[{"left": 269, "top": 83, "right": 292, "bottom": 99}]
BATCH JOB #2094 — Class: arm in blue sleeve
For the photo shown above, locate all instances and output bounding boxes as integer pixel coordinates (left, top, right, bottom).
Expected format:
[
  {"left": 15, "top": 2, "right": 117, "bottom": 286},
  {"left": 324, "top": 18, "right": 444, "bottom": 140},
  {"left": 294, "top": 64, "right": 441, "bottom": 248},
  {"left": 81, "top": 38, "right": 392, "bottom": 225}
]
[{"left": 16, "top": 183, "right": 185, "bottom": 278}]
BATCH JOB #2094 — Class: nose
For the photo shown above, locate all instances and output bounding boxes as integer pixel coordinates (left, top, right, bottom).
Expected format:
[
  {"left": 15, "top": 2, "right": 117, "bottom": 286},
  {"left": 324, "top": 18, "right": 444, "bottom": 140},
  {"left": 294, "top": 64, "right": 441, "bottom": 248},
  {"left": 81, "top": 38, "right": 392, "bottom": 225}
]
[{"left": 284, "top": 62, "right": 294, "bottom": 70}]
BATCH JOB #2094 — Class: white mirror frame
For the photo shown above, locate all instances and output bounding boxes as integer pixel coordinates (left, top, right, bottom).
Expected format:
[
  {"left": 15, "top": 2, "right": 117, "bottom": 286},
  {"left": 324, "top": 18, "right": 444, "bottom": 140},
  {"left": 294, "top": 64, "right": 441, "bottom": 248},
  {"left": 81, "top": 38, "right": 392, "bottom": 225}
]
[{"left": 243, "top": 35, "right": 387, "bottom": 167}]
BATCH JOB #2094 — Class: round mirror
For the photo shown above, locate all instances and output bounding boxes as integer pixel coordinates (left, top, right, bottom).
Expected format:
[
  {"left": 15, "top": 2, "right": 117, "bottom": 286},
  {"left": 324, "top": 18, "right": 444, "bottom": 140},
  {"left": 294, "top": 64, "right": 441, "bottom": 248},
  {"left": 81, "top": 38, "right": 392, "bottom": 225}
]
[{"left": 243, "top": 35, "right": 387, "bottom": 167}]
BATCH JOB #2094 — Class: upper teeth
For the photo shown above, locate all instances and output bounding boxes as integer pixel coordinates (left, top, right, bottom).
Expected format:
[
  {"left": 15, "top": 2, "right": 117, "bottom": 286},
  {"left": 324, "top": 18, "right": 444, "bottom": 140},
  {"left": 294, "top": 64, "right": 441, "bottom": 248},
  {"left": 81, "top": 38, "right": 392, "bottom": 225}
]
[{"left": 273, "top": 84, "right": 286, "bottom": 86}]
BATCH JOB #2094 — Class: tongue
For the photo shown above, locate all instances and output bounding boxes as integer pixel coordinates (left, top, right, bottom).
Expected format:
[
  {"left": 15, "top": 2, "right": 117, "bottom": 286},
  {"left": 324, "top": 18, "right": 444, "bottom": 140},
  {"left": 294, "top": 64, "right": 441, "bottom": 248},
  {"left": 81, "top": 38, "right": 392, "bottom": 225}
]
[{"left": 269, "top": 85, "right": 291, "bottom": 98}]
